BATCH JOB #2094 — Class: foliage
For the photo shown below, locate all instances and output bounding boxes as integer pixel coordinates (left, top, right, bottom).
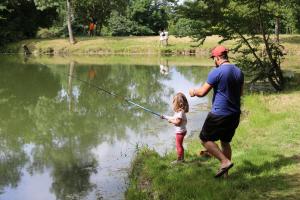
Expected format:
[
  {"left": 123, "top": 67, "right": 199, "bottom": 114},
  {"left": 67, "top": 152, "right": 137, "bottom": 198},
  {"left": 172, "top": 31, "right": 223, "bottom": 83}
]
[
  {"left": 73, "top": 0, "right": 128, "bottom": 33},
  {"left": 168, "top": 18, "right": 194, "bottom": 36},
  {"left": 36, "top": 27, "right": 63, "bottom": 38},
  {"left": 129, "top": 0, "right": 169, "bottom": 34},
  {"left": 34, "top": 0, "right": 77, "bottom": 44},
  {"left": 106, "top": 11, "right": 155, "bottom": 36},
  {"left": 175, "top": 0, "right": 300, "bottom": 91},
  {"left": 0, "top": 0, "right": 57, "bottom": 46},
  {"left": 106, "top": 0, "right": 173, "bottom": 36},
  {"left": 1, "top": 0, "right": 300, "bottom": 47},
  {"left": 0, "top": 1, "right": 7, "bottom": 20},
  {"left": 106, "top": 11, "right": 135, "bottom": 36},
  {"left": 34, "top": 0, "right": 61, "bottom": 11}
]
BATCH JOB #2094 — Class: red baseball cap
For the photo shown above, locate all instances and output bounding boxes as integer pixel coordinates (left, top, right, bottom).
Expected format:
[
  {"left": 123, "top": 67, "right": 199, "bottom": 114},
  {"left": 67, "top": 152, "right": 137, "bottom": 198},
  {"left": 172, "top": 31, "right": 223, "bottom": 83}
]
[{"left": 210, "top": 45, "right": 228, "bottom": 58}]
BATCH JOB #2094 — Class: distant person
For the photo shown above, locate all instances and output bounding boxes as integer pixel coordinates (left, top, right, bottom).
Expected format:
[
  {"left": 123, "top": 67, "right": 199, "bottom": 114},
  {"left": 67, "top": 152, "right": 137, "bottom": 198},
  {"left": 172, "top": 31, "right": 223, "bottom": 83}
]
[
  {"left": 88, "top": 22, "right": 94, "bottom": 36},
  {"left": 159, "top": 29, "right": 165, "bottom": 46},
  {"left": 88, "top": 17, "right": 97, "bottom": 36},
  {"left": 159, "top": 29, "right": 169, "bottom": 46},
  {"left": 161, "top": 92, "right": 189, "bottom": 164},
  {"left": 163, "top": 29, "right": 169, "bottom": 46},
  {"left": 189, "top": 45, "right": 244, "bottom": 178}
]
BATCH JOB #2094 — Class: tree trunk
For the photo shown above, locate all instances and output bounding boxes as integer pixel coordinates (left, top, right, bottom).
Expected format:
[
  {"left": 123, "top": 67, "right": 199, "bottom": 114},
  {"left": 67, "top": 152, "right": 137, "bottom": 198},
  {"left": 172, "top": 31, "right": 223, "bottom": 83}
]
[
  {"left": 67, "top": 0, "right": 75, "bottom": 44},
  {"left": 258, "top": 1, "right": 284, "bottom": 91},
  {"left": 275, "top": 17, "right": 280, "bottom": 43}
]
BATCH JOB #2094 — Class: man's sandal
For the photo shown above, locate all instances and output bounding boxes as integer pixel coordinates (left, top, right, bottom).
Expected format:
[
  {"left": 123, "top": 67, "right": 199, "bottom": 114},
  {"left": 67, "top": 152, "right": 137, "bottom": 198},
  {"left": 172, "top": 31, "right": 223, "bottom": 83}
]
[{"left": 215, "top": 163, "right": 234, "bottom": 178}]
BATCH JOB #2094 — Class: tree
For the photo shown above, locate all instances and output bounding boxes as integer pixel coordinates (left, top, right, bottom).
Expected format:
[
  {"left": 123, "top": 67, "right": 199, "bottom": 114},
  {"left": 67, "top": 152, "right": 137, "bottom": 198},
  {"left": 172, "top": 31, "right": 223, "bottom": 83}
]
[
  {"left": 66, "top": 0, "right": 75, "bottom": 44},
  {"left": 0, "top": 0, "right": 57, "bottom": 46},
  {"left": 176, "top": 0, "right": 300, "bottom": 91},
  {"left": 106, "top": 0, "right": 174, "bottom": 36},
  {"left": 34, "top": 0, "right": 75, "bottom": 44},
  {"left": 129, "top": 0, "right": 169, "bottom": 34},
  {"left": 74, "top": 0, "right": 128, "bottom": 34},
  {"left": 106, "top": 11, "right": 135, "bottom": 36},
  {"left": 269, "top": 0, "right": 300, "bottom": 42},
  {"left": 280, "top": 0, "right": 300, "bottom": 34}
]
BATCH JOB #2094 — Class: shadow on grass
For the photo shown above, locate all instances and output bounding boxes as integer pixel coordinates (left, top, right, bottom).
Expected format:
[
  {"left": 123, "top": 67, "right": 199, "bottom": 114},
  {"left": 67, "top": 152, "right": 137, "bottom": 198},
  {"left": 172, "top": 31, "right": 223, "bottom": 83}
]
[
  {"left": 233, "top": 155, "right": 300, "bottom": 176},
  {"left": 283, "top": 72, "right": 300, "bottom": 92},
  {"left": 244, "top": 71, "right": 300, "bottom": 95},
  {"left": 153, "top": 155, "right": 299, "bottom": 200},
  {"left": 281, "top": 36, "right": 300, "bottom": 44},
  {"left": 228, "top": 155, "right": 300, "bottom": 199}
]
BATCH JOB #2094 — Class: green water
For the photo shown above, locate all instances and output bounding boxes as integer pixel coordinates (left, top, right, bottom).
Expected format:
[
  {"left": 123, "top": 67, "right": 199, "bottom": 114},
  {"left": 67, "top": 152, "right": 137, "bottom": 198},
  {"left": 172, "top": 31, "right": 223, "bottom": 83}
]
[{"left": 0, "top": 55, "right": 211, "bottom": 200}]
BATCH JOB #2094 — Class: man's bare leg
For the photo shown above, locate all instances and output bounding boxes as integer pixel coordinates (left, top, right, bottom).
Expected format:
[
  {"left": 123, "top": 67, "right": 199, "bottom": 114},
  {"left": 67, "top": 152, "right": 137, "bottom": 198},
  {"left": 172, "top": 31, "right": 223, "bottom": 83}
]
[
  {"left": 221, "top": 141, "right": 232, "bottom": 178},
  {"left": 201, "top": 140, "right": 232, "bottom": 168}
]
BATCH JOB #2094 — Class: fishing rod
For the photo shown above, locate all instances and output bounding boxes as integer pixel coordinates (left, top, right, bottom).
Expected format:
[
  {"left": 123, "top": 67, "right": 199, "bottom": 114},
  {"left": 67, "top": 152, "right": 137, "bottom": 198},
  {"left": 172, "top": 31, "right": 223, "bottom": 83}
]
[
  {"left": 36, "top": 61, "right": 164, "bottom": 118},
  {"left": 63, "top": 71, "right": 163, "bottom": 118}
]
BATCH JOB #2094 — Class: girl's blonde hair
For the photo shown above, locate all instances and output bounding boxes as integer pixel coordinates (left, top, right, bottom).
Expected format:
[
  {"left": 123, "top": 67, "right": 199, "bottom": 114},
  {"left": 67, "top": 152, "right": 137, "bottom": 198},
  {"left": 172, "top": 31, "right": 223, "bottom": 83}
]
[{"left": 172, "top": 92, "right": 189, "bottom": 113}]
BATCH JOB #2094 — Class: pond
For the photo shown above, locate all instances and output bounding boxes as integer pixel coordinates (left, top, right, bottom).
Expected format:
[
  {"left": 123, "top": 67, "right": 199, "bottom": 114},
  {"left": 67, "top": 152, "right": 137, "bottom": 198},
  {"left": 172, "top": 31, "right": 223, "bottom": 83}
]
[{"left": 0, "top": 55, "right": 212, "bottom": 200}]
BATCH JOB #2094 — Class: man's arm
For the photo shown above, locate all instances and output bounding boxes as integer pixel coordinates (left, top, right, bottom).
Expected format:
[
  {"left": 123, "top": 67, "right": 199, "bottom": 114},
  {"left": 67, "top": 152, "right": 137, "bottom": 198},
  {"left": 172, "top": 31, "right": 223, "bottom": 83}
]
[{"left": 189, "top": 82, "right": 213, "bottom": 97}]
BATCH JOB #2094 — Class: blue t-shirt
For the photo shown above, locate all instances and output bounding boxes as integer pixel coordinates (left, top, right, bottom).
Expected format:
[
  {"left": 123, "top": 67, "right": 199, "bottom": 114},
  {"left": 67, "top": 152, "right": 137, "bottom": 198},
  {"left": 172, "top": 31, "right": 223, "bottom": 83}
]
[{"left": 207, "top": 63, "right": 244, "bottom": 116}]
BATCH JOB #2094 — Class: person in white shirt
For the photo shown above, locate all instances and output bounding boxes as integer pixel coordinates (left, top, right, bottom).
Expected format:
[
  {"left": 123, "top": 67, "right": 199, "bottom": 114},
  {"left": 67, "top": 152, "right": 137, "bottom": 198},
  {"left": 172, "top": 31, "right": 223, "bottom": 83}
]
[
  {"left": 161, "top": 92, "right": 189, "bottom": 164},
  {"left": 159, "top": 29, "right": 169, "bottom": 46}
]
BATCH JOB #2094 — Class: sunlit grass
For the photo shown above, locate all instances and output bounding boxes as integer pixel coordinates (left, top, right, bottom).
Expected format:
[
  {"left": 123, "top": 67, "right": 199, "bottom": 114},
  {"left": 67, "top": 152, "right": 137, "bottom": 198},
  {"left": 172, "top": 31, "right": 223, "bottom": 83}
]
[{"left": 4, "top": 35, "right": 300, "bottom": 57}]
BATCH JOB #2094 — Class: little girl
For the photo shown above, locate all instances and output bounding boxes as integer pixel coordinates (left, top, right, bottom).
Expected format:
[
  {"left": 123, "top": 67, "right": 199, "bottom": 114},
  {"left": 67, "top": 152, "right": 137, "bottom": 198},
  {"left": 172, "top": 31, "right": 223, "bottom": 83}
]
[{"left": 162, "top": 92, "right": 189, "bottom": 163}]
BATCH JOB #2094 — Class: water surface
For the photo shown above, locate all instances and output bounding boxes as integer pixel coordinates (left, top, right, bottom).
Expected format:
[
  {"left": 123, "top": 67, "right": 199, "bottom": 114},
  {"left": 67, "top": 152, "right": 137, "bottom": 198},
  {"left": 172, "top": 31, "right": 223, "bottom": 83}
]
[{"left": 0, "top": 55, "right": 212, "bottom": 200}]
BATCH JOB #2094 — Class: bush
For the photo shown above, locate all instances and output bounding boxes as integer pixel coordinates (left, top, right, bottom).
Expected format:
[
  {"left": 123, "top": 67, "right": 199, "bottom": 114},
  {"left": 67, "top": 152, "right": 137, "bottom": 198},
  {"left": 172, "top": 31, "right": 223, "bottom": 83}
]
[
  {"left": 100, "top": 26, "right": 112, "bottom": 36},
  {"left": 107, "top": 11, "right": 155, "bottom": 36},
  {"left": 36, "top": 27, "right": 62, "bottom": 39},
  {"left": 107, "top": 12, "right": 133, "bottom": 36},
  {"left": 131, "top": 23, "right": 154, "bottom": 36},
  {"left": 169, "top": 18, "right": 194, "bottom": 37}
]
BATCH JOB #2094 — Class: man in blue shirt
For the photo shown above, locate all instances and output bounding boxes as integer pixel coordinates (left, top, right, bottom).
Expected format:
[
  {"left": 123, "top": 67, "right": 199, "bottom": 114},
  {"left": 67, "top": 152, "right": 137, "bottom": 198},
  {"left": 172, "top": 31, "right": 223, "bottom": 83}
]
[{"left": 189, "top": 45, "right": 244, "bottom": 178}]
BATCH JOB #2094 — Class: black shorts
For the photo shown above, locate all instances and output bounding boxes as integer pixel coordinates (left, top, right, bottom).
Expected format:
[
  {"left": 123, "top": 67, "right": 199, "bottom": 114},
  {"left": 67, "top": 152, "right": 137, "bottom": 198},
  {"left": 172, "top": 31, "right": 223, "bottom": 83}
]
[{"left": 200, "top": 112, "right": 240, "bottom": 143}]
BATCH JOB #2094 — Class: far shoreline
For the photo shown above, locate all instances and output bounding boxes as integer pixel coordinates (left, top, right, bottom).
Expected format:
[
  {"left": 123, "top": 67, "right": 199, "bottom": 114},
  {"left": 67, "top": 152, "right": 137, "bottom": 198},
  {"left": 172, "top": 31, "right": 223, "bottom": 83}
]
[{"left": 2, "top": 35, "right": 300, "bottom": 56}]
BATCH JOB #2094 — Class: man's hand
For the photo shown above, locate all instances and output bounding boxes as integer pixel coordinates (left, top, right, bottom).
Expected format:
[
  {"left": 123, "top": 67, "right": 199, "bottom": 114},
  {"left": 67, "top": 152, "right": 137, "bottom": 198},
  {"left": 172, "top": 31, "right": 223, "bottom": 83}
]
[
  {"left": 189, "top": 83, "right": 213, "bottom": 98},
  {"left": 189, "top": 88, "right": 196, "bottom": 97}
]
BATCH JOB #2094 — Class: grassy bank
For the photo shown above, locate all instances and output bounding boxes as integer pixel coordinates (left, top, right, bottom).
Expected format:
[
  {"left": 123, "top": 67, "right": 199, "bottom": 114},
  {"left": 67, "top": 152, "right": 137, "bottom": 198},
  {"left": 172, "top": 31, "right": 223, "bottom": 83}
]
[
  {"left": 3, "top": 36, "right": 209, "bottom": 55},
  {"left": 126, "top": 84, "right": 300, "bottom": 199},
  {"left": 3, "top": 35, "right": 300, "bottom": 56}
]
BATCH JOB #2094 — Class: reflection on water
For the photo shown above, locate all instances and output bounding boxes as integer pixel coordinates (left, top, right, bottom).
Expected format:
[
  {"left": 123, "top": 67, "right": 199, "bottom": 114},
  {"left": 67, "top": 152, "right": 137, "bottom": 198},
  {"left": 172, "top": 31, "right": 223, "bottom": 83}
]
[{"left": 0, "top": 55, "right": 211, "bottom": 200}]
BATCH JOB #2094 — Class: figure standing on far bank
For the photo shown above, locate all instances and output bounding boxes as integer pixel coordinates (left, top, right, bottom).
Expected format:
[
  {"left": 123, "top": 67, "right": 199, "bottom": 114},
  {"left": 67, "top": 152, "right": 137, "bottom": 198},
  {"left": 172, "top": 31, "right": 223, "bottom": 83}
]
[
  {"left": 88, "top": 17, "right": 97, "bottom": 36},
  {"left": 159, "top": 28, "right": 168, "bottom": 46}
]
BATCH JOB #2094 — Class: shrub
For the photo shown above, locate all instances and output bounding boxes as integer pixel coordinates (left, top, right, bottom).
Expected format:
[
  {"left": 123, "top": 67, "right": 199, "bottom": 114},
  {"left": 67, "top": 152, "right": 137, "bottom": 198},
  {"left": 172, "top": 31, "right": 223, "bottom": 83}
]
[{"left": 36, "top": 27, "right": 62, "bottom": 39}]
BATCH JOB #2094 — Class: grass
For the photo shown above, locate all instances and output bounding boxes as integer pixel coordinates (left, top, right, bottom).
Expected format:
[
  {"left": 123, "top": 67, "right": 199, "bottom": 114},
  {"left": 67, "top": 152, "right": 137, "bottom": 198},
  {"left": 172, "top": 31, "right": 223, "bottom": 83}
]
[
  {"left": 125, "top": 84, "right": 300, "bottom": 200},
  {"left": 3, "top": 36, "right": 205, "bottom": 55},
  {"left": 3, "top": 34, "right": 300, "bottom": 56}
]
